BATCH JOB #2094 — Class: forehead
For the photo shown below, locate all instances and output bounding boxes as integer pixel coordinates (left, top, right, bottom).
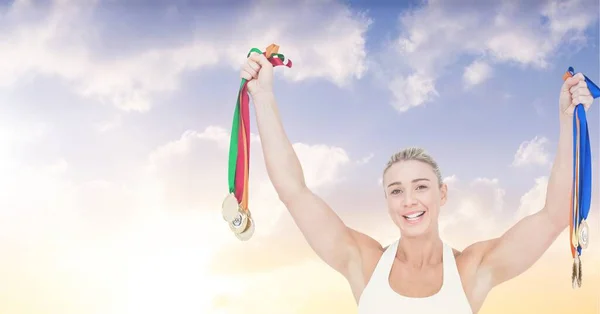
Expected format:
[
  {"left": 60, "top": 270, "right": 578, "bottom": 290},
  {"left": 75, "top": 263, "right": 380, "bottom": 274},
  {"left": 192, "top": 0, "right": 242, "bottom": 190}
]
[{"left": 384, "top": 160, "right": 436, "bottom": 183}]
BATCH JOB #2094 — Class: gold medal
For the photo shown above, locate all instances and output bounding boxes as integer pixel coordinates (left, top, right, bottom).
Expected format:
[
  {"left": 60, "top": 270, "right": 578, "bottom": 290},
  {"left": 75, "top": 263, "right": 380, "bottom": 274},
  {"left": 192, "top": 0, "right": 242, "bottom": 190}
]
[
  {"left": 229, "top": 210, "right": 249, "bottom": 235},
  {"left": 235, "top": 217, "right": 255, "bottom": 241},
  {"left": 222, "top": 193, "right": 240, "bottom": 222},
  {"left": 572, "top": 256, "right": 579, "bottom": 289},
  {"left": 578, "top": 219, "right": 589, "bottom": 250}
]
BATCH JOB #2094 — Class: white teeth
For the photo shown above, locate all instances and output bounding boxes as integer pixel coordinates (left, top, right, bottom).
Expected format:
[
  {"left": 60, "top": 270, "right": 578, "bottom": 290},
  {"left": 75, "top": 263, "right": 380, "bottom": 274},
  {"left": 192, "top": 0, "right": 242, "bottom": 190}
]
[{"left": 403, "top": 211, "right": 425, "bottom": 219}]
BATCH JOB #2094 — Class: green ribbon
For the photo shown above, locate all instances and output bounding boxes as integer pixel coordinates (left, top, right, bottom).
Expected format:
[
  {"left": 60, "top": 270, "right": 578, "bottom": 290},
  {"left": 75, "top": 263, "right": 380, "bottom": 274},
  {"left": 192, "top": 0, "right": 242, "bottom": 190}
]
[
  {"left": 228, "top": 48, "right": 284, "bottom": 194},
  {"left": 227, "top": 78, "right": 244, "bottom": 193}
]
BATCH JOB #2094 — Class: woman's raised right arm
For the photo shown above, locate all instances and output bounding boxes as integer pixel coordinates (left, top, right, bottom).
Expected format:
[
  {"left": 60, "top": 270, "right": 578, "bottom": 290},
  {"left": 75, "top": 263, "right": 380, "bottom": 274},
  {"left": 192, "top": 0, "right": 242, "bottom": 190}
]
[{"left": 241, "top": 53, "right": 381, "bottom": 277}]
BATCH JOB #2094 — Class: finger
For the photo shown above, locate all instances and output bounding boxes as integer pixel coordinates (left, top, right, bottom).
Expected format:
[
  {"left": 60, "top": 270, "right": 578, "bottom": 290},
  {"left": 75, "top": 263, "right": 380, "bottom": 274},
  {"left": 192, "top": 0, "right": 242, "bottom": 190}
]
[
  {"left": 563, "top": 73, "right": 585, "bottom": 90},
  {"left": 240, "top": 69, "right": 253, "bottom": 81},
  {"left": 571, "top": 86, "right": 592, "bottom": 97},
  {"left": 243, "top": 63, "right": 258, "bottom": 78},
  {"left": 248, "top": 52, "right": 273, "bottom": 68},
  {"left": 572, "top": 88, "right": 592, "bottom": 98},
  {"left": 583, "top": 95, "right": 594, "bottom": 109},
  {"left": 247, "top": 59, "right": 260, "bottom": 72},
  {"left": 569, "top": 80, "right": 588, "bottom": 93},
  {"left": 572, "top": 95, "right": 594, "bottom": 107},
  {"left": 573, "top": 72, "right": 585, "bottom": 81},
  {"left": 562, "top": 76, "right": 580, "bottom": 91},
  {"left": 584, "top": 98, "right": 593, "bottom": 110}
]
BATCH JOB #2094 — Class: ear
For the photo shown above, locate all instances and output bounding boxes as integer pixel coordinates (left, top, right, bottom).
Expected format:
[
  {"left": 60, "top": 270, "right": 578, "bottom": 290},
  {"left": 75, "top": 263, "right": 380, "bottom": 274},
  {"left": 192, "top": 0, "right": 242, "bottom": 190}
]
[{"left": 439, "top": 183, "right": 448, "bottom": 206}]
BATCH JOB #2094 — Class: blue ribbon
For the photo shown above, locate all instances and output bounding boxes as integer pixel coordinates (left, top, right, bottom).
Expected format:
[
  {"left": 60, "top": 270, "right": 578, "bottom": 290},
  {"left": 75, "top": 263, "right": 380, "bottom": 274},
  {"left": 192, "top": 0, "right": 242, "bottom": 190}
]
[{"left": 568, "top": 66, "right": 600, "bottom": 255}]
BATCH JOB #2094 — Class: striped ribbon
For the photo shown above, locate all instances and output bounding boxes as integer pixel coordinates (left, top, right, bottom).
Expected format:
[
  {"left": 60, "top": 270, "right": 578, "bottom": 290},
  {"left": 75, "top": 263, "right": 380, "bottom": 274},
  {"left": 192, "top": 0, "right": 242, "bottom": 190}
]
[
  {"left": 563, "top": 67, "right": 599, "bottom": 277},
  {"left": 227, "top": 45, "right": 292, "bottom": 213}
]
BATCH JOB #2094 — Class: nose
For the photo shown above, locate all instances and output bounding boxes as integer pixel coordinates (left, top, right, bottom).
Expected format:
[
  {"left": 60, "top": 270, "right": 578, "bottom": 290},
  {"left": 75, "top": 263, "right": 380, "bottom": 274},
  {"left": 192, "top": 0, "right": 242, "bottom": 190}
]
[{"left": 403, "top": 190, "right": 418, "bottom": 207}]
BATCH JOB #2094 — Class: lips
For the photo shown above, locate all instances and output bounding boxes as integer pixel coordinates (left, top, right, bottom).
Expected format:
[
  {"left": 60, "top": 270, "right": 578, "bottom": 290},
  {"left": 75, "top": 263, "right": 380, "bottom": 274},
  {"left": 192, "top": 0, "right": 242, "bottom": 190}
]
[{"left": 402, "top": 211, "right": 425, "bottom": 223}]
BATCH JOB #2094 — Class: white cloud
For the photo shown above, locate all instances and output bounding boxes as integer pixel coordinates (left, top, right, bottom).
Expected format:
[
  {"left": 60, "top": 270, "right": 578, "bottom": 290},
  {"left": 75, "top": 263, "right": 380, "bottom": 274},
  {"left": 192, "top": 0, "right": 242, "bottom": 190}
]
[
  {"left": 230, "top": 0, "right": 372, "bottom": 86},
  {"left": 94, "top": 115, "right": 122, "bottom": 133},
  {"left": 386, "top": 0, "right": 598, "bottom": 111},
  {"left": 463, "top": 60, "right": 493, "bottom": 88},
  {"left": 145, "top": 125, "right": 353, "bottom": 229},
  {"left": 0, "top": 114, "right": 362, "bottom": 314},
  {"left": 357, "top": 153, "right": 374, "bottom": 165},
  {"left": 511, "top": 136, "right": 551, "bottom": 167},
  {"left": 389, "top": 73, "right": 438, "bottom": 112},
  {"left": 0, "top": 111, "right": 48, "bottom": 147},
  {"left": 516, "top": 176, "right": 548, "bottom": 219},
  {"left": 443, "top": 175, "right": 458, "bottom": 185},
  {"left": 293, "top": 143, "right": 351, "bottom": 188},
  {"left": 439, "top": 175, "right": 509, "bottom": 245},
  {"left": 0, "top": 0, "right": 221, "bottom": 112},
  {"left": 0, "top": 0, "right": 370, "bottom": 112}
]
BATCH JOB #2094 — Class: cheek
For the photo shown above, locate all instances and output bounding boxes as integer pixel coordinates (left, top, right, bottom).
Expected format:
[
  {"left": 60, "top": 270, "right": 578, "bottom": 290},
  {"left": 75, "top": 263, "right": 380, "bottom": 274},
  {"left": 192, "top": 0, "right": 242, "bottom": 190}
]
[
  {"left": 419, "top": 190, "right": 440, "bottom": 207},
  {"left": 386, "top": 195, "right": 403, "bottom": 211}
]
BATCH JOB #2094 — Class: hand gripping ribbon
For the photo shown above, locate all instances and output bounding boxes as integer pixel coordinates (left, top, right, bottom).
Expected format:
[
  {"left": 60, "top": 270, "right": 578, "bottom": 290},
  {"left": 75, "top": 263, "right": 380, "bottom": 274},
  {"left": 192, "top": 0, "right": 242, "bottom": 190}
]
[
  {"left": 563, "top": 66, "right": 599, "bottom": 288},
  {"left": 221, "top": 44, "right": 292, "bottom": 241}
]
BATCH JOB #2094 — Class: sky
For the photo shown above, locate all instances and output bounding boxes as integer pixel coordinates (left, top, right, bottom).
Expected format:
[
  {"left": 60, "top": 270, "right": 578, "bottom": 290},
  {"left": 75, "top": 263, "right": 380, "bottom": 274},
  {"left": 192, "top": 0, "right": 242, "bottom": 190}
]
[{"left": 0, "top": 0, "right": 599, "bottom": 313}]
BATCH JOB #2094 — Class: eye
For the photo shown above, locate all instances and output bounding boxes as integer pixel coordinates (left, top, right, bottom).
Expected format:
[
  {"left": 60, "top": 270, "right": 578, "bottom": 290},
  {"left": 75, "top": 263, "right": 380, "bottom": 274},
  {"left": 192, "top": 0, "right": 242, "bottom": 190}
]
[
  {"left": 416, "top": 185, "right": 428, "bottom": 190},
  {"left": 390, "top": 189, "right": 402, "bottom": 195}
]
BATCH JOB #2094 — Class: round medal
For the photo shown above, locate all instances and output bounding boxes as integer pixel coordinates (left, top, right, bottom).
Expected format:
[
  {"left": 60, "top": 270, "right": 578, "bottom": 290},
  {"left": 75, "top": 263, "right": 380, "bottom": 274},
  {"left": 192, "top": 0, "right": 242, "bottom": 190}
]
[
  {"left": 235, "top": 217, "right": 255, "bottom": 241},
  {"left": 578, "top": 219, "right": 589, "bottom": 250},
  {"left": 229, "top": 210, "right": 249, "bottom": 234},
  {"left": 222, "top": 193, "right": 240, "bottom": 222}
]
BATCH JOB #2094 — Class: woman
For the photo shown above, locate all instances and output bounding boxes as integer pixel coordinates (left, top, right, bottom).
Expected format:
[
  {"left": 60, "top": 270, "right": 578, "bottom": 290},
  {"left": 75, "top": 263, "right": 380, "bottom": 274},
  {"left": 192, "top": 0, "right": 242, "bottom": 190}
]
[{"left": 239, "top": 52, "right": 595, "bottom": 313}]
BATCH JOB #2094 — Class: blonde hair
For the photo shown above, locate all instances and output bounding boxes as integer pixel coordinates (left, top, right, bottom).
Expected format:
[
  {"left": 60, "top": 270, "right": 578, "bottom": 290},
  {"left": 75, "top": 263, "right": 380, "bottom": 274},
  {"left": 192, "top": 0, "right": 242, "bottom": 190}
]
[{"left": 383, "top": 147, "right": 443, "bottom": 186}]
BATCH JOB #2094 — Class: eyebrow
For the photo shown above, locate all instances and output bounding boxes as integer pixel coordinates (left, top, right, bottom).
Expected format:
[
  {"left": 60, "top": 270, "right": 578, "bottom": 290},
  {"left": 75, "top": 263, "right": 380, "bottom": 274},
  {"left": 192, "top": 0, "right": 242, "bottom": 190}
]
[{"left": 386, "top": 178, "right": 430, "bottom": 188}]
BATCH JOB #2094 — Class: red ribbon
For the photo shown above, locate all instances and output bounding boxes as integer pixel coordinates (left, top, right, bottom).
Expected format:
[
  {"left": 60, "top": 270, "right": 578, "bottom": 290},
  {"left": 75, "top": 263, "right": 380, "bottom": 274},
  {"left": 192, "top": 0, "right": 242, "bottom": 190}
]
[{"left": 234, "top": 46, "right": 292, "bottom": 207}]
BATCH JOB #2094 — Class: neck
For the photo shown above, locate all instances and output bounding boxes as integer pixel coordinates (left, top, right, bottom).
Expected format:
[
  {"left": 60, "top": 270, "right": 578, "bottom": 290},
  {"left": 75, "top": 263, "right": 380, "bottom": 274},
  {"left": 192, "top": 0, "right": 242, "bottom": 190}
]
[{"left": 396, "top": 230, "right": 443, "bottom": 268}]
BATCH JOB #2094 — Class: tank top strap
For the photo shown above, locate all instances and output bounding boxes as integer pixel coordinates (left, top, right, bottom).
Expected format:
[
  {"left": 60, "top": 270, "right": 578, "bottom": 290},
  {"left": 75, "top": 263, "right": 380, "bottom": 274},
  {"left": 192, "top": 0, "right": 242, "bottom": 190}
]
[
  {"left": 369, "top": 239, "right": 400, "bottom": 284},
  {"left": 440, "top": 243, "right": 462, "bottom": 292}
]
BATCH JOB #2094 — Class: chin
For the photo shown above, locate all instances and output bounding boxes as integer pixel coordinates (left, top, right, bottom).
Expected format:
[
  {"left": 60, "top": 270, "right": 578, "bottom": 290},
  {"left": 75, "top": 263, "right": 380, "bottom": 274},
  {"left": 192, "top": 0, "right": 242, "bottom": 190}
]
[{"left": 396, "top": 210, "right": 433, "bottom": 237}]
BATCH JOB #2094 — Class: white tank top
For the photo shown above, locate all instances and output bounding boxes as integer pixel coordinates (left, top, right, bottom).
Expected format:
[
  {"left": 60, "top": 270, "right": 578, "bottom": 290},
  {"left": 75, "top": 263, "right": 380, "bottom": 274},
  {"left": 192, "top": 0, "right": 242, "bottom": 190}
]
[{"left": 357, "top": 239, "right": 473, "bottom": 314}]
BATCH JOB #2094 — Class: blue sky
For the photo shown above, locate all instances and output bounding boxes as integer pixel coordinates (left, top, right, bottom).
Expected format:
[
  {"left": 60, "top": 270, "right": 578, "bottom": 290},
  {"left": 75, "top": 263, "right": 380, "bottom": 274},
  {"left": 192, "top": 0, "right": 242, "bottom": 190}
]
[
  {"left": 1, "top": 0, "right": 598, "bottom": 216},
  {"left": 0, "top": 1, "right": 599, "bottom": 313},
  {"left": 3, "top": 0, "right": 597, "bottom": 172}
]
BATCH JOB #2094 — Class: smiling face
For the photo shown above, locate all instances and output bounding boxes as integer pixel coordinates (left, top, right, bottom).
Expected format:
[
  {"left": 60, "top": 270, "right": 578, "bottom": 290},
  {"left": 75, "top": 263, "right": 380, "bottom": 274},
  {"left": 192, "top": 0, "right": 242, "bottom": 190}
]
[{"left": 383, "top": 159, "right": 447, "bottom": 238}]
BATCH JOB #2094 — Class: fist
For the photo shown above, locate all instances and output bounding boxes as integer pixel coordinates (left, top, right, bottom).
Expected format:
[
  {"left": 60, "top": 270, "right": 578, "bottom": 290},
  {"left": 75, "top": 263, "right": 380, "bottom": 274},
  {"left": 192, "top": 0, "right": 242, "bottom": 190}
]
[
  {"left": 240, "top": 52, "right": 274, "bottom": 99},
  {"left": 560, "top": 72, "right": 594, "bottom": 117}
]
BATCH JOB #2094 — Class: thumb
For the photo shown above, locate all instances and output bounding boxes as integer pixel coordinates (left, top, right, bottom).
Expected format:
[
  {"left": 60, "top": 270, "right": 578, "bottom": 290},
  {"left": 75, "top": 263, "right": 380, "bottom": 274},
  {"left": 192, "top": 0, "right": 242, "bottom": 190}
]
[
  {"left": 248, "top": 52, "right": 273, "bottom": 68},
  {"left": 562, "top": 73, "right": 584, "bottom": 91}
]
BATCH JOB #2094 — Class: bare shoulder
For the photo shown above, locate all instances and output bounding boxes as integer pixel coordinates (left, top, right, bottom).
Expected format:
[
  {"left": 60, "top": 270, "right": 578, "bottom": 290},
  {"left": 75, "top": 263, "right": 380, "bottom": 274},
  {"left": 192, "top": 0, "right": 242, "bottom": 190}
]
[
  {"left": 454, "top": 239, "right": 501, "bottom": 312},
  {"left": 343, "top": 229, "right": 386, "bottom": 301},
  {"left": 350, "top": 229, "right": 384, "bottom": 252},
  {"left": 348, "top": 229, "right": 385, "bottom": 274},
  {"left": 456, "top": 239, "right": 499, "bottom": 270}
]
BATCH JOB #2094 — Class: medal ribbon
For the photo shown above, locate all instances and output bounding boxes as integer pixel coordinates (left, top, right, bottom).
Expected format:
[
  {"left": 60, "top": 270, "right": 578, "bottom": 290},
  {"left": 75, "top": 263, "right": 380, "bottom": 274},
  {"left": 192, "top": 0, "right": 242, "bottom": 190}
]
[
  {"left": 563, "top": 67, "right": 600, "bottom": 258},
  {"left": 227, "top": 44, "right": 292, "bottom": 212}
]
